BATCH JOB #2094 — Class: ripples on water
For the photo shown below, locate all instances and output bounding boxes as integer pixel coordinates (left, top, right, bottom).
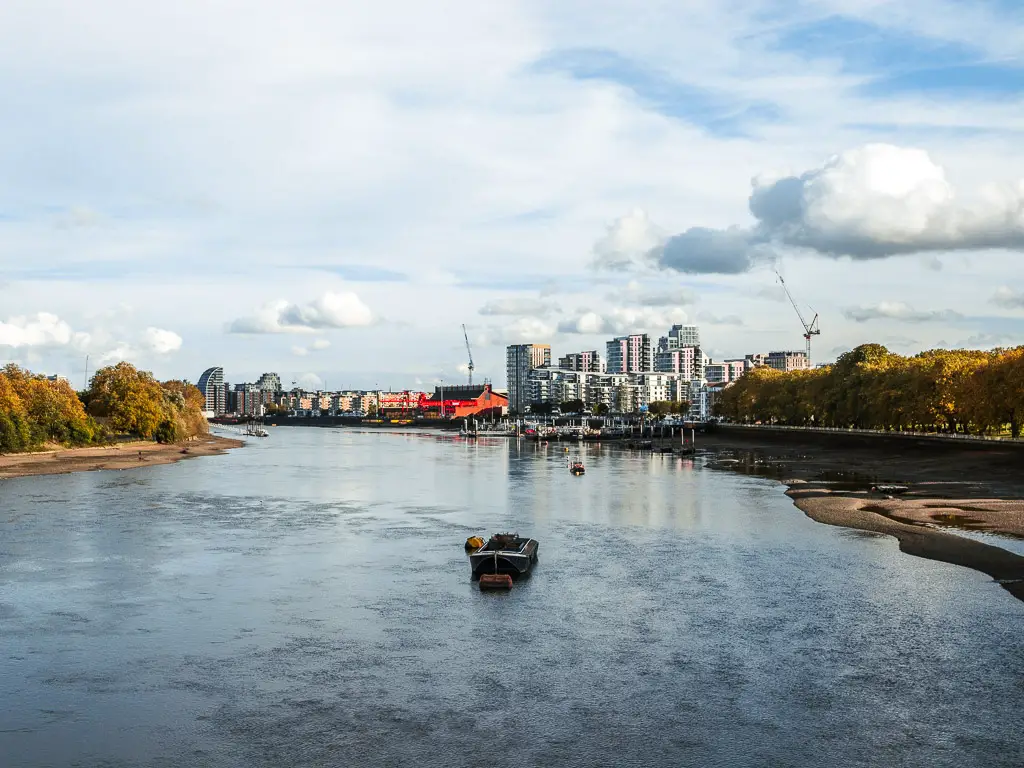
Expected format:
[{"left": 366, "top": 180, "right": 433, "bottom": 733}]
[{"left": 2, "top": 428, "right": 1023, "bottom": 767}]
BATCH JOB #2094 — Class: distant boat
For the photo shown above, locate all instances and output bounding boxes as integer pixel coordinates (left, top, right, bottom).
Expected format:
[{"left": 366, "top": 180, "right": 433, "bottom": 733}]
[
  {"left": 244, "top": 418, "right": 269, "bottom": 438},
  {"left": 569, "top": 459, "right": 585, "bottom": 475},
  {"left": 469, "top": 533, "right": 538, "bottom": 578}
]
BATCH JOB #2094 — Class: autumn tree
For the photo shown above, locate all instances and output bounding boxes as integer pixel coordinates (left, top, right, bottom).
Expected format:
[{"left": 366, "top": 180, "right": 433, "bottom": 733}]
[
  {"left": 87, "top": 362, "right": 166, "bottom": 438},
  {"left": 0, "top": 365, "right": 99, "bottom": 451}
]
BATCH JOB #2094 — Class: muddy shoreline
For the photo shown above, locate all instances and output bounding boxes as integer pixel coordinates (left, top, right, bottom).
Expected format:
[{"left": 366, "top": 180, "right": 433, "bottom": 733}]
[
  {"left": 700, "top": 432, "right": 1024, "bottom": 603},
  {"left": 0, "top": 434, "right": 244, "bottom": 479}
]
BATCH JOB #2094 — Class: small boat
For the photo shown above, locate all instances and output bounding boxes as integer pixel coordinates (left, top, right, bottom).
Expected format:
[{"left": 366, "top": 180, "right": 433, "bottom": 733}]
[
  {"left": 569, "top": 459, "right": 585, "bottom": 475},
  {"left": 871, "top": 484, "right": 909, "bottom": 494},
  {"left": 469, "top": 532, "right": 538, "bottom": 578},
  {"left": 479, "top": 573, "right": 513, "bottom": 591}
]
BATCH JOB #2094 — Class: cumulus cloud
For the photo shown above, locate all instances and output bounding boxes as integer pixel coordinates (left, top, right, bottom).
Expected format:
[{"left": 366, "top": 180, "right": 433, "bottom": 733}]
[
  {"left": 98, "top": 343, "right": 134, "bottom": 365},
  {"left": 312, "top": 338, "right": 331, "bottom": 350},
  {"left": 599, "top": 144, "right": 1024, "bottom": 275},
  {"left": 992, "top": 286, "right": 1024, "bottom": 309},
  {"left": 592, "top": 209, "right": 664, "bottom": 271},
  {"left": 479, "top": 298, "right": 553, "bottom": 316},
  {"left": 655, "top": 228, "right": 773, "bottom": 274},
  {"left": 291, "top": 345, "right": 309, "bottom": 357},
  {"left": 0, "top": 312, "right": 89, "bottom": 349},
  {"left": 141, "top": 327, "right": 182, "bottom": 354},
  {"left": 557, "top": 306, "right": 689, "bottom": 335},
  {"left": 229, "top": 291, "right": 373, "bottom": 333},
  {"left": 843, "top": 302, "right": 963, "bottom": 323}
]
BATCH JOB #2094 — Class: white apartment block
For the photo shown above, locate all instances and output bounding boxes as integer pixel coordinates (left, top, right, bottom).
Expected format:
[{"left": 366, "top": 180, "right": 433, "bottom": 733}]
[{"left": 658, "top": 324, "right": 700, "bottom": 351}]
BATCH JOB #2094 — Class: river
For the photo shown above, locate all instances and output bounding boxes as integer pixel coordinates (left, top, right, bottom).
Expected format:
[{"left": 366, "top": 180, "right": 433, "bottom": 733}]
[{"left": 2, "top": 427, "right": 1023, "bottom": 767}]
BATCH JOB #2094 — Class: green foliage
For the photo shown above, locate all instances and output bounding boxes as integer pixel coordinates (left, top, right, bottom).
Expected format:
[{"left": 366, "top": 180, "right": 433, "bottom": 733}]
[
  {"left": 592, "top": 403, "right": 609, "bottom": 416},
  {"left": 559, "top": 399, "right": 586, "bottom": 414},
  {"left": 647, "top": 400, "right": 690, "bottom": 417},
  {"left": 716, "top": 344, "right": 1024, "bottom": 435}
]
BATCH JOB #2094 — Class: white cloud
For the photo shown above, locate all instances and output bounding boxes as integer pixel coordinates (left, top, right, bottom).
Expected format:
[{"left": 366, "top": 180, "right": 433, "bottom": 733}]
[
  {"left": 609, "top": 144, "right": 1024, "bottom": 275},
  {"left": 558, "top": 306, "right": 689, "bottom": 335},
  {"left": 992, "top": 286, "right": 1024, "bottom": 309},
  {"left": 98, "top": 342, "right": 134, "bottom": 365},
  {"left": 843, "top": 302, "right": 964, "bottom": 323},
  {"left": 311, "top": 338, "right": 331, "bottom": 350},
  {"left": 291, "top": 345, "right": 309, "bottom": 357},
  {"left": 0, "top": 312, "right": 86, "bottom": 349},
  {"left": 229, "top": 291, "right": 373, "bottom": 334},
  {"left": 592, "top": 209, "right": 664, "bottom": 271},
  {"left": 141, "top": 327, "right": 182, "bottom": 354},
  {"left": 479, "top": 298, "right": 553, "bottom": 316}
]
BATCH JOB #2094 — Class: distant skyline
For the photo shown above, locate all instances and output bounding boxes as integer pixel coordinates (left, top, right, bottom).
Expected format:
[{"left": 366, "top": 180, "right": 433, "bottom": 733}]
[{"left": 3, "top": 1, "right": 1024, "bottom": 389}]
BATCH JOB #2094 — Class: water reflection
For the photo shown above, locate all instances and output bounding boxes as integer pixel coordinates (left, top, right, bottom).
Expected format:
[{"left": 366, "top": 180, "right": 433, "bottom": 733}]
[{"left": 1, "top": 427, "right": 1022, "bottom": 767}]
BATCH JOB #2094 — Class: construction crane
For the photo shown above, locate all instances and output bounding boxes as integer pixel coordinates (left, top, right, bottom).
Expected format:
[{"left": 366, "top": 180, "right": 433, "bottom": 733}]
[
  {"left": 462, "top": 324, "right": 475, "bottom": 385},
  {"left": 776, "top": 271, "right": 820, "bottom": 365}
]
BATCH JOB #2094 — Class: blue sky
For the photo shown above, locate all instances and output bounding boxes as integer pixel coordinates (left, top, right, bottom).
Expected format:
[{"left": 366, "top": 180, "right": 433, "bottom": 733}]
[{"left": 2, "top": 0, "right": 1024, "bottom": 389}]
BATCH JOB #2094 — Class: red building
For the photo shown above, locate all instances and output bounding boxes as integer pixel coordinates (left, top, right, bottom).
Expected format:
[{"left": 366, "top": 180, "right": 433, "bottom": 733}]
[
  {"left": 378, "top": 391, "right": 427, "bottom": 419},
  {"left": 420, "top": 384, "right": 508, "bottom": 419}
]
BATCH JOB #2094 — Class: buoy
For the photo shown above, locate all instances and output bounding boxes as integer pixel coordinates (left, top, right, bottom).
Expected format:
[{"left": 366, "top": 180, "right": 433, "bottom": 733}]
[
  {"left": 465, "top": 536, "right": 485, "bottom": 551},
  {"left": 479, "top": 573, "right": 513, "bottom": 590}
]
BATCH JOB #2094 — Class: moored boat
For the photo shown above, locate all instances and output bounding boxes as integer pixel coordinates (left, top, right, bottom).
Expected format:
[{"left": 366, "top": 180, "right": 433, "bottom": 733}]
[{"left": 469, "top": 532, "right": 538, "bottom": 578}]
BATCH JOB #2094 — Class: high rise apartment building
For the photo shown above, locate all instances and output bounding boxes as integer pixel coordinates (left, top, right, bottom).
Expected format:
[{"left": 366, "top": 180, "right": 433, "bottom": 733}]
[
  {"left": 658, "top": 324, "right": 700, "bottom": 351},
  {"left": 654, "top": 346, "right": 706, "bottom": 380},
  {"left": 506, "top": 344, "right": 552, "bottom": 414},
  {"left": 197, "top": 367, "right": 226, "bottom": 415},
  {"left": 558, "top": 350, "right": 603, "bottom": 373},
  {"left": 606, "top": 334, "right": 652, "bottom": 374},
  {"left": 256, "top": 372, "right": 282, "bottom": 392}
]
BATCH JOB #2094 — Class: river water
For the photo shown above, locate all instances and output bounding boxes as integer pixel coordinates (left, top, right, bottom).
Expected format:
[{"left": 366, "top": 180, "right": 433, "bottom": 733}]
[{"left": 2, "top": 428, "right": 1023, "bottom": 767}]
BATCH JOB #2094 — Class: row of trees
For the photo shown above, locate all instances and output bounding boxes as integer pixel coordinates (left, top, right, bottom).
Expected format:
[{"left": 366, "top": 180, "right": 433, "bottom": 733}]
[
  {"left": 715, "top": 344, "right": 1024, "bottom": 437},
  {"left": 0, "top": 362, "right": 209, "bottom": 453}
]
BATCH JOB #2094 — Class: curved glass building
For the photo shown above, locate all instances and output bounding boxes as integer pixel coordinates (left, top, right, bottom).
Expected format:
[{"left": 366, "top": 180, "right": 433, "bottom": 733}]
[{"left": 197, "top": 366, "right": 226, "bottom": 415}]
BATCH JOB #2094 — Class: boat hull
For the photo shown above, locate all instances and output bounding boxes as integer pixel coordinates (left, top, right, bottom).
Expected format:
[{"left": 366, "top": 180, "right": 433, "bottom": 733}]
[{"left": 469, "top": 540, "right": 538, "bottom": 577}]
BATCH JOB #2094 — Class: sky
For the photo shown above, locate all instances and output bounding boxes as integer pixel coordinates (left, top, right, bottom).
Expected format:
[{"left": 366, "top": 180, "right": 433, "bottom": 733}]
[{"left": 2, "top": 0, "right": 1024, "bottom": 391}]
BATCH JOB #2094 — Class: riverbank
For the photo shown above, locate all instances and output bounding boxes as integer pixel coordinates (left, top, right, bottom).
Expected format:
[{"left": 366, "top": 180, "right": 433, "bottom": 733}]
[
  {"left": 0, "top": 434, "right": 244, "bottom": 479},
  {"left": 700, "top": 431, "right": 1024, "bottom": 602}
]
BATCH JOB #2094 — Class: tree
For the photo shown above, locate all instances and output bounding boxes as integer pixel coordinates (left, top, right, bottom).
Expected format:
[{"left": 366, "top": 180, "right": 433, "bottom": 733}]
[
  {"left": 559, "top": 399, "right": 586, "bottom": 414},
  {"left": 0, "top": 365, "right": 99, "bottom": 451},
  {"left": 529, "top": 402, "right": 553, "bottom": 415},
  {"left": 87, "top": 362, "right": 166, "bottom": 438},
  {"left": 593, "top": 403, "right": 609, "bottom": 416}
]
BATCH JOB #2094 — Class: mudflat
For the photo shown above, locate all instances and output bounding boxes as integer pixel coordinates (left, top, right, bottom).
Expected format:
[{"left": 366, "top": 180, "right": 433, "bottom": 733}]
[
  {"left": 0, "top": 434, "right": 243, "bottom": 479},
  {"left": 702, "top": 429, "right": 1024, "bottom": 603}
]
